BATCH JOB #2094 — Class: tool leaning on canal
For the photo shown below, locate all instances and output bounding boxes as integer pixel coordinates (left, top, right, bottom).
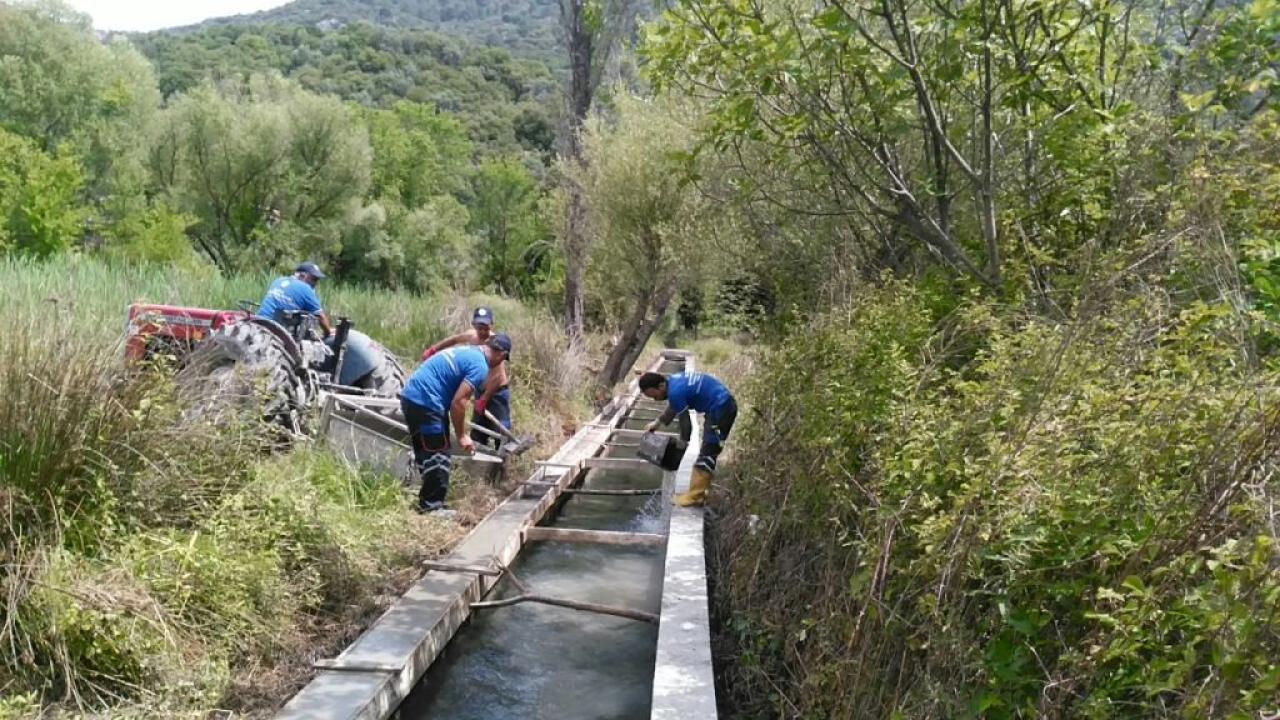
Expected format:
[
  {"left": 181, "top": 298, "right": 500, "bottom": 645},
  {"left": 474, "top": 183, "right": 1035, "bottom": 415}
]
[{"left": 467, "top": 409, "right": 534, "bottom": 459}]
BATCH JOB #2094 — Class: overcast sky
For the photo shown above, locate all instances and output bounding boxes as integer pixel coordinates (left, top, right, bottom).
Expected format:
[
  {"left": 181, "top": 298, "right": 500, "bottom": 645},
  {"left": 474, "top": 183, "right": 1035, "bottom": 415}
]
[{"left": 65, "top": 0, "right": 292, "bottom": 32}]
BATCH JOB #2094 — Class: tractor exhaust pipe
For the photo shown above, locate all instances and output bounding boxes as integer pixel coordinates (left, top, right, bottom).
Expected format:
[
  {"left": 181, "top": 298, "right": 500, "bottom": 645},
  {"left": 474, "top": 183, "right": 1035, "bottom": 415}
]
[{"left": 331, "top": 317, "right": 352, "bottom": 381}]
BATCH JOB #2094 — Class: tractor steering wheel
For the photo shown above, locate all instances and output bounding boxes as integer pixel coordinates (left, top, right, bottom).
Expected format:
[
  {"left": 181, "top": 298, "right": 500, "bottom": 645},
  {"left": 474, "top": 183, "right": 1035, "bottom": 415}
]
[{"left": 237, "top": 300, "right": 260, "bottom": 313}]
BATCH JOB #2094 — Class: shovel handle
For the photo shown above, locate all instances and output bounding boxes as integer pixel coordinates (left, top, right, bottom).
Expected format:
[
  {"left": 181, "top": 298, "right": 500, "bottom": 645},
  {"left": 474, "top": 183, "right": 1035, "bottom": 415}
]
[
  {"left": 483, "top": 409, "right": 521, "bottom": 443},
  {"left": 468, "top": 422, "right": 506, "bottom": 443}
]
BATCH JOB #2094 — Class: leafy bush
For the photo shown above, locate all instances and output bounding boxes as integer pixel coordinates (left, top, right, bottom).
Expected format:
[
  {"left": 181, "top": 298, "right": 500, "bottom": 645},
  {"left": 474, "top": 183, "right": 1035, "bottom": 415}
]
[
  {"left": 713, "top": 285, "right": 1280, "bottom": 719},
  {"left": 0, "top": 130, "right": 88, "bottom": 258}
]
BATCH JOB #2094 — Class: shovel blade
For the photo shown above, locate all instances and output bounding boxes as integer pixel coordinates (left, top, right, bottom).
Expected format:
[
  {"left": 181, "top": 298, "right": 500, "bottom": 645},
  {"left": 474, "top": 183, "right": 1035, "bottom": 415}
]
[{"left": 499, "top": 435, "right": 535, "bottom": 457}]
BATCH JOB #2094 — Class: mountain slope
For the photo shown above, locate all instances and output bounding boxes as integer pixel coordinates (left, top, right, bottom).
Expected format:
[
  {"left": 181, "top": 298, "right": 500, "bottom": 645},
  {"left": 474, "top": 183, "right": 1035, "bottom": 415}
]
[
  {"left": 191, "top": 0, "right": 561, "bottom": 64},
  {"left": 134, "top": 22, "right": 559, "bottom": 156}
]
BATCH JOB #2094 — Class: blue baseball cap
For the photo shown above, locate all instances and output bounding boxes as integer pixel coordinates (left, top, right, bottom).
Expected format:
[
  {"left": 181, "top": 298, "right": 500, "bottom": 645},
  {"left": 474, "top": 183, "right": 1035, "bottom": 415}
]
[
  {"left": 472, "top": 307, "right": 494, "bottom": 326},
  {"left": 295, "top": 261, "right": 326, "bottom": 279},
  {"left": 488, "top": 332, "right": 512, "bottom": 359}
]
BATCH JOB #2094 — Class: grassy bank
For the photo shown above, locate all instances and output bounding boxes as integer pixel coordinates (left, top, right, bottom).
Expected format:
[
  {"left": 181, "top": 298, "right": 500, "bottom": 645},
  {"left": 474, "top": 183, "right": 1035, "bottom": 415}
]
[
  {"left": 0, "top": 256, "right": 593, "bottom": 716},
  {"left": 710, "top": 282, "right": 1280, "bottom": 719}
]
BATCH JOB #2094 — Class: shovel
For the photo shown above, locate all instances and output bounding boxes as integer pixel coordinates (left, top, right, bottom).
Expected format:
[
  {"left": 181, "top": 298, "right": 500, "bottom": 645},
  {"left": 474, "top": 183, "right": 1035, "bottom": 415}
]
[
  {"left": 468, "top": 412, "right": 534, "bottom": 458},
  {"left": 482, "top": 409, "right": 535, "bottom": 457}
]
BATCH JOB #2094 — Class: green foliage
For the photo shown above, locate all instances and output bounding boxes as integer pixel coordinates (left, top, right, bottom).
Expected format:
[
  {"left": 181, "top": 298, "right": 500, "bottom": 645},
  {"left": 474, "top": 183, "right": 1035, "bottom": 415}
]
[
  {"left": 467, "top": 156, "right": 553, "bottom": 296},
  {"left": 571, "top": 91, "right": 739, "bottom": 383},
  {"left": 642, "top": 0, "right": 1272, "bottom": 302},
  {"left": 0, "top": 129, "right": 87, "bottom": 257},
  {"left": 0, "top": 1, "right": 159, "bottom": 200},
  {"left": 715, "top": 285, "right": 1280, "bottom": 718},
  {"left": 150, "top": 74, "right": 372, "bottom": 273},
  {"left": 134, "top": 21, "right": 558, "bottom": 156},
  {"left": 336, "top": 195, "right": 477, "bottom": 292},
  {"left": 103, "top": 202, "right": 200, "bottom": 267},
  {"left": 577, "top": 93, "right": 726, "bottom": 323},
  {"left": 191, "top": 0, "right": 563, "bottom": 66},
  {"left": 361, "top": 101, "right": 471, "bottom": 204}
]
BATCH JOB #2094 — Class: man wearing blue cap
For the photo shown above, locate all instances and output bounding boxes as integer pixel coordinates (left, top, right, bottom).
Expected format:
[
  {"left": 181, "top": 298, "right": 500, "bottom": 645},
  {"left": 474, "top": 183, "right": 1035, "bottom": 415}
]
[
  {"left": 401, "top": 332, "right": 513, "bottom": 513},
  {"left": 257, "top": 261, "right": 333, "bottom": 336},
  {"left": 420, "top": 307, "right": 513, "bottom": 451},
  {"left": 640, "top": 370, "right": 737, "bottom": 507}
]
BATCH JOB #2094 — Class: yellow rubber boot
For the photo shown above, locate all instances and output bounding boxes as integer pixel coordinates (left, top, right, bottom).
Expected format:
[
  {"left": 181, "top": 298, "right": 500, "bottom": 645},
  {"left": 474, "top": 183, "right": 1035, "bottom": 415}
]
[{"left": 673, "top": 467, "right": 713, "bottom": 507}]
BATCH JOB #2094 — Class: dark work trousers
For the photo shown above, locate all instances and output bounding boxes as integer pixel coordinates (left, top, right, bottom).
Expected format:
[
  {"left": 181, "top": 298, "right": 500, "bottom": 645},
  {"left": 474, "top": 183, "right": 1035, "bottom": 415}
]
[
  {"left": 470, "top": 385, "right": 512, "bottom": 450},
  {"left": 694, "top": 398, "right": 738, "bottom": 473},
  {"left": 401, "top": 397, "right": 451, "bottom": 507}
]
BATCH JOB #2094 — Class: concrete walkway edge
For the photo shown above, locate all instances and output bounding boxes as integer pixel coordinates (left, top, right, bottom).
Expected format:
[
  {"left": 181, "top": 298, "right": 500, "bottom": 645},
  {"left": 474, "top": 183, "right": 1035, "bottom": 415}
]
[{"left": 652, "top": 351, "right": 719, "bottom": 719}]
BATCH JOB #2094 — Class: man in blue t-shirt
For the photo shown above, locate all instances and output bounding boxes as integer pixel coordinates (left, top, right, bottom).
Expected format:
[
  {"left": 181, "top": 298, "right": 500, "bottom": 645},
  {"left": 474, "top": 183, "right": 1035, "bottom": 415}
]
[
  {"left": 639, "top": 370, "right": 738, "bottom": 507},
  {"left": 400, "top": 333, "right": 513, "bottom": 514},
  {"left": 256, "top": 261, "right": 333, "bottom": 336},
  {"left": 419, "top": 307, "right": 513, "bottom": 451}
]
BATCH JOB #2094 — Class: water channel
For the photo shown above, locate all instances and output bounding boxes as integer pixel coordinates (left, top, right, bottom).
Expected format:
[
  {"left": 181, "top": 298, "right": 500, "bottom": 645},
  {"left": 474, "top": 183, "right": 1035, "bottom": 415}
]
[{"left": 396, "top": 396, "right": 677, "bottom": 719}]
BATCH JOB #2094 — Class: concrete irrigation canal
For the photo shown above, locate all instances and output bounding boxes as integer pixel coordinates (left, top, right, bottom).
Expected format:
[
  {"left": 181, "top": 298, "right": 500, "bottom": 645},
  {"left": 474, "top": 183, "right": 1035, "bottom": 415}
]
[{"left": 277, "top": 350, "right": 716, "bottom": 720}]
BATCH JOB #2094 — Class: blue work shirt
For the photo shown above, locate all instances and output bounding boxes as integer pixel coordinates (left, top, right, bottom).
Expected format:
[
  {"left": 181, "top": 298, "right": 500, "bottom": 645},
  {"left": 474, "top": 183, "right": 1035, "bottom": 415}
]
[
  {"left": 401, "top": 346, "right": 489, "bottom": 412},
  {"left": 667, "top": 371, "right": 733, "bottom": 417},
  {"left": 257, "top": 276, "right": 322, "bottom": 324}
]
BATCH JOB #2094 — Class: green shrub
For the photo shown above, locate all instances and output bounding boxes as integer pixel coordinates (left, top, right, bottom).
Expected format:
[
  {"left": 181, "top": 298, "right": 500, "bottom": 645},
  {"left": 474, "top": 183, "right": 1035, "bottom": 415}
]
[
  {"left": 7, "top": 550, "right": 214, "bottom": 710},
  {"left": 714, "top": 286, "right": 1280, "bottom": 719}
]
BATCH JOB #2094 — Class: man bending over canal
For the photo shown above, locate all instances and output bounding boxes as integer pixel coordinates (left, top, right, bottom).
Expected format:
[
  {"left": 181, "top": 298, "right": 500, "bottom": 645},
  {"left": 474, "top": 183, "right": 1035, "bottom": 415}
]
[
  {"left": 401, "top": 333, "right": 513, "bottom": 514},
  {"left": 639, "top": 370, "right": 737, "bottom": 507}
]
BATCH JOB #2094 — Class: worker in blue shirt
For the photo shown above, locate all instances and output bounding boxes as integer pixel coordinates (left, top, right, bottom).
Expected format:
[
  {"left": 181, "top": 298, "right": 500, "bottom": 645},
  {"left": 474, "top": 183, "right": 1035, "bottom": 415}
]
[
  {"left": 419, "top": 307, "right": 513, "bottom": 451},
  {"left": 400, "top": 333, "right": 513, "bottom": 514},
  {"left": 639, "top": 370, "right": 738, "bottom": 506},
  {"left": 257, "top": 261, "right": 333, "bottom": 336}
]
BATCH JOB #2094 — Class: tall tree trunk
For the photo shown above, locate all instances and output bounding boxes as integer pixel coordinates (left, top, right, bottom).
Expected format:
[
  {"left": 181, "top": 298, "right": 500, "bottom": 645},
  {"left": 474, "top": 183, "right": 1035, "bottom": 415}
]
[
  {"left": 563, "top": 187, "right": 588, "bottom": 342},
  {"left": 979, "top": 1, "right": 1001, "bottom": 286},
  {"left": 597, "top": 284, "right": 678, "bottom": 387},
  {"left": 561, "top": 0, "right": 595, "bottom": 344}
]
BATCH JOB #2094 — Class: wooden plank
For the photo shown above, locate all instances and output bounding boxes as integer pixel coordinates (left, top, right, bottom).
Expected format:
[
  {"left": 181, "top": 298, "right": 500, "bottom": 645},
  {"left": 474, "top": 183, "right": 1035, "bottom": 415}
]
[
  {"left": 610, "top": 428, "right": 680, "bottom": 439},
  {"left": 564, "top": 488, "right": 660, "bottom": 496},
  {"left": 330, "top": 394, "right": 403, "bottom": 409},
  {"left": 471, "top": 593, "right": 658, "bottom": 624},
  {"left": 583, "top": 456, "right": 659, "bottom": 471},
  {"left": 524, "top": 526, "right": 666, "bottom": 547},
  {"left": 422, "top": 561, "right": 503, "bottom": 577}
]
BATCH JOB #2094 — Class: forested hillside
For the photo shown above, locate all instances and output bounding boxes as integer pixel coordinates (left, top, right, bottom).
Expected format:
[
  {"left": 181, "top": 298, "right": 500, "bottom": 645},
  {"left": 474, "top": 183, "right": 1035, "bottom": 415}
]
[
  {"left": 0, "top": 1, "right": 558, "bottom": 296},
  {"left": 190, "top": 0, "right": 561, "bottom": 63},
  {"left": 134, "top": 22, "right": 558, "bottom": 155}
]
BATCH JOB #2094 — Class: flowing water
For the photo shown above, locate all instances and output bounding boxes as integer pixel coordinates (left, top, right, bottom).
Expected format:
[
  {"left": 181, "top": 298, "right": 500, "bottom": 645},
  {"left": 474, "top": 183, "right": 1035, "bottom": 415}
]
[{"left": 397, "top": 463, "right": 669, "bottom": 719}]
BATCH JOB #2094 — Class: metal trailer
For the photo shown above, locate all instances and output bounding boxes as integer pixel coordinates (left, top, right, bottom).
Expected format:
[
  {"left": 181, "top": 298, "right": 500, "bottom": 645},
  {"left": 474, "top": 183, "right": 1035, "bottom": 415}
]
[{"left": 317, "top": 393, "right": 503, "bottom": 485}]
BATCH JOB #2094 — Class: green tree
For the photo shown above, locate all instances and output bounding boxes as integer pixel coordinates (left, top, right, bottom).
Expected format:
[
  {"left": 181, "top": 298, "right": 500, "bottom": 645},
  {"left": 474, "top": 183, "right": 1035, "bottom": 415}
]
[
  {"left": 643, "top": 0, "right": 1173, "bottom": 293},
  {"left": 150, "top": 75, "right": 372, "bottom": 273},
  {"left": 333, "top": 196, "right": 477, "bottom": 291},
  {"left": 135, "top": 21, "right": 558, "bottom": 157},
  {"left": 573, "top": 93, "right": 725, "bottom": 385},
  {"left": 0, "top": 1, "right": 160, "bottom": 206},
  {"left": 0, "top": 129, "right": 88, "bottom": 258},
  {"left": 360, "top": 101, "right": 472, "bottom": 205},
  {"left": 559, "top": 0, "right": 642, "bottom": 341},
  {"left": 468, "top": 157, "right": 552, "bottom": 296}
]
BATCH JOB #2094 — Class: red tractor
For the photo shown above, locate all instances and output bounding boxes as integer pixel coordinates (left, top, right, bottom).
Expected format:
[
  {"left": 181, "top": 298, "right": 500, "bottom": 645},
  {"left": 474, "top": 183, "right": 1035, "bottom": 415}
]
[{"left": 125, "top": 301, "right": 404, "bottom": 432}]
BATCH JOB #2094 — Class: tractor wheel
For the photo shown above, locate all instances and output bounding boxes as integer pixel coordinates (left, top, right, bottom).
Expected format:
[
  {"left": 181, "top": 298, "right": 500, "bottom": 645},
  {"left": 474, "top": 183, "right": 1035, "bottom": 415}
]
[
  {"left": 177, "top": 321, "right": 307, "bottom": 433},
  {"left": 353, "top": 343, "right": 405, "bottom": 398}
]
